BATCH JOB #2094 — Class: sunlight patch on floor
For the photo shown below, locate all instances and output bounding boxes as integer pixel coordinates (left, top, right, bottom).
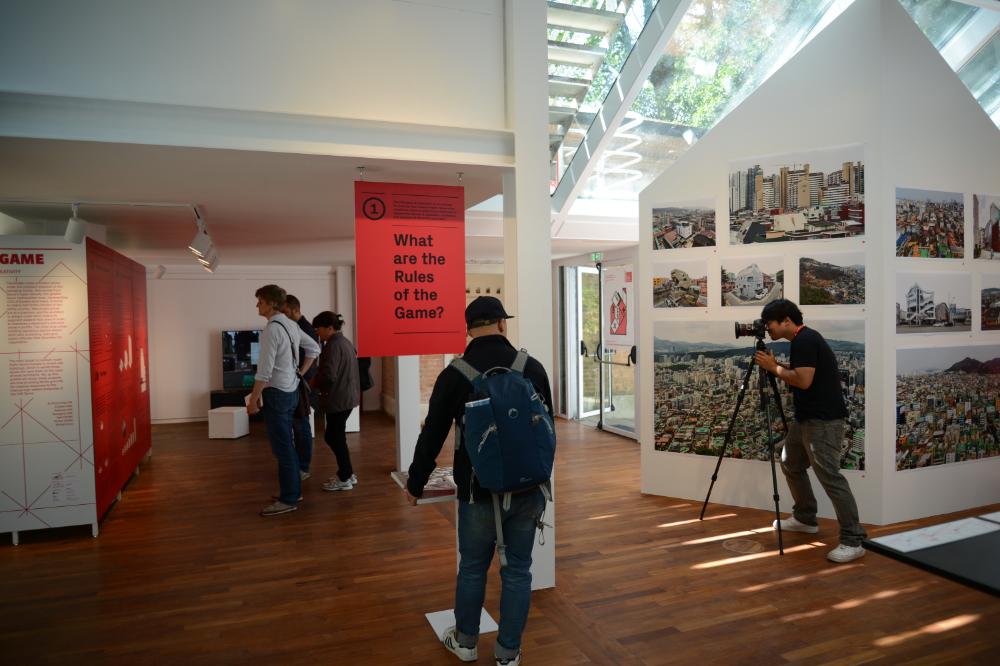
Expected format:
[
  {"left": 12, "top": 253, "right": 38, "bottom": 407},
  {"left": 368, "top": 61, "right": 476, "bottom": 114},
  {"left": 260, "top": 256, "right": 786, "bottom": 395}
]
[
  {"left": 682, "top": 527, "right": 773, "bottom": 546},
  {"left": 692, "top": 543, "right": 820, "bottom": 569},
  {"left": 739, "top": 562, "right": 864, "bottom": 593},
  {"left": 658, "top": 513, "right": 736, "bottom": 529},
  {"left": 873, "top": 614, "right": 980, "bottom": 647}
]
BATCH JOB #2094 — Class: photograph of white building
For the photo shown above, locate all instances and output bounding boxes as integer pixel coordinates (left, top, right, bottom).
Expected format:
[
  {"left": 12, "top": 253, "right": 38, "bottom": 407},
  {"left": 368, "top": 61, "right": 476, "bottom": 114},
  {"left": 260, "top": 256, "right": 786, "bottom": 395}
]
[
  {"left": 721, "top": 256, "right": 784, "bottom": 306},
  {"left": 895, "top": 272, "right": 972, "bottom": 333}
]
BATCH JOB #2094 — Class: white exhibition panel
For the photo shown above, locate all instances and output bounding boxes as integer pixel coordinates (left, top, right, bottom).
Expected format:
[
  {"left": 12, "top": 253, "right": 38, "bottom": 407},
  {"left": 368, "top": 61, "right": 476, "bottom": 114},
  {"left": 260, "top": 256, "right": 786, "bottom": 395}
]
[
  {"left": 0, "top": 237, "right": 96, "bottom": 536},
  {"left": 146, "top": 265, "right": 336, "bottom": 423},
  {"left": 0, "top": 0, "right": 505, "bottom": 132},
  {"left": 637, "top": 0, "right": 1000, "bottom": 526}
]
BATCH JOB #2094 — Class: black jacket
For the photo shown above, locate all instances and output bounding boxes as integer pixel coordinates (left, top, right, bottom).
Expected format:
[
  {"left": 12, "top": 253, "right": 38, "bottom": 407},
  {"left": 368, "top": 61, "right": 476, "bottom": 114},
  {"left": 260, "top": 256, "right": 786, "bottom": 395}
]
[{"left": 406, "top": 334, "right": 553, "bottom": 503}]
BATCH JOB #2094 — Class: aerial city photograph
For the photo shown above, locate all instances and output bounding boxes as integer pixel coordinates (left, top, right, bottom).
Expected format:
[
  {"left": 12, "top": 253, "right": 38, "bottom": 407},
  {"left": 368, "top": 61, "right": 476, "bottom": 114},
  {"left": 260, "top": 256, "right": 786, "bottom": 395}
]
[
  {"left": 729, "top": 147, "right": 864, "bottom": 245},
  {"left": 652, "top": 203, "right": 716, "bottom": 250},
  {"left": 799, "top": 252, "right": 866, "bottom": 305},
  {"left": 654, "top": 320, "right": 866, "bottom": 470},
  {"left": 895, "top": 187, "right": 965, "bottom": 258},
  {"left": 896, "top": 345, "right": 1000, "bottom": 469}
]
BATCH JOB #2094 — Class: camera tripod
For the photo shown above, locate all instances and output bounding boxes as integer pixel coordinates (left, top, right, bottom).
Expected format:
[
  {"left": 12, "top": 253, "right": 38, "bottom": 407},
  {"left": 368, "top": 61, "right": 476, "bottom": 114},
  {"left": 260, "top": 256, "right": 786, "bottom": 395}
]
[{"left": 699, "top": 337, "right": 789, "bottom": 555}]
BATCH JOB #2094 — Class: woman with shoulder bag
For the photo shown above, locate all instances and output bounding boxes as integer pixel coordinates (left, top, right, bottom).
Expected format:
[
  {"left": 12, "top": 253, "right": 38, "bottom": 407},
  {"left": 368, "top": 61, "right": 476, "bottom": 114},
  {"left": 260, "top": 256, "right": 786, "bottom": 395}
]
[{"left": 310, "top": 311, "right": 361, "bottom": 491}]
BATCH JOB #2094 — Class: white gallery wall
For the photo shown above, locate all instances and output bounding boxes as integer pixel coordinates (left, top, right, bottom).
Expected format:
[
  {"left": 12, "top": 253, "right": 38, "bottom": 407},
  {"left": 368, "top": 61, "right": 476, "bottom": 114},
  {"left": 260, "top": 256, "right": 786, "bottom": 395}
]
[
  {"left": 0, "top": 0, "right": 505, "bottom": 131},
  {"left": 638, "top": 0, "right": 1000, "bottom": 525},
  {"left": 146, "top": 265, "right": 336, "bottom": 423}
]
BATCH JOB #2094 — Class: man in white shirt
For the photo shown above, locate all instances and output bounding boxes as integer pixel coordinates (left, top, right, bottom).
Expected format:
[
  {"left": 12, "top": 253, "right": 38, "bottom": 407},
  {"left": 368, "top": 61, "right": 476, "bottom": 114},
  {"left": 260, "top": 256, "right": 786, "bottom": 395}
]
[{"left": 247, "top": 284, "right": 320, "bottom": 516}]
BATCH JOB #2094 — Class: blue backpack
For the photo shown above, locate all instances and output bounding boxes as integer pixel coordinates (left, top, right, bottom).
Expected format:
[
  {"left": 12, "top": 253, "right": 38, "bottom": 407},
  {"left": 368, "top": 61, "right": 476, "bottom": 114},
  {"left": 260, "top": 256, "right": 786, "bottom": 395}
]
[{"left": 451, "top": 349, "right": 555, "bottom": 565}]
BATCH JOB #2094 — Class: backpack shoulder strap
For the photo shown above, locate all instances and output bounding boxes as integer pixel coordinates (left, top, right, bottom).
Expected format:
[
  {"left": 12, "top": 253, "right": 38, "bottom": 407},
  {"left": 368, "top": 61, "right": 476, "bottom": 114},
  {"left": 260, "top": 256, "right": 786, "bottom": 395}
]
[
  {"left": 449, "top": 357, "right": 480, "bottom": 384},
  {"left": 271, "top": 320, "right": 299, "bottom": 372},
  {"left": 511, "top": 348, "right": 529, "bottom": 374}
]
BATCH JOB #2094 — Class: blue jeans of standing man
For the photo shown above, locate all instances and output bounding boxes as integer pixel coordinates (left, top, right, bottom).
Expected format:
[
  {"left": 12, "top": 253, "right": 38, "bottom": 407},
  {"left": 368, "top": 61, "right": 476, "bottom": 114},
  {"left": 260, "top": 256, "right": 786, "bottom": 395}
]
[
  {"left": 455, "top": 487, "right": 545, "bottom": 660},
  {"left": 292, "top": 412, "right": 313, "bottom": 474},
  {"left": 262, "top": 386, "right": 301, "bottom": 505}
]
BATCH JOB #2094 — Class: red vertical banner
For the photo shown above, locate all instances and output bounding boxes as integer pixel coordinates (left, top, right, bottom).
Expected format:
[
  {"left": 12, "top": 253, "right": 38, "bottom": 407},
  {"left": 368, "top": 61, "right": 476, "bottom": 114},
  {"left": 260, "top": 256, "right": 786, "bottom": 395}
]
[
  {"left": 86, "top": 239, "right": 151, "bottom": 518},
  {"left": 355, "top": 181, "right": 466, "bottom": 357}
]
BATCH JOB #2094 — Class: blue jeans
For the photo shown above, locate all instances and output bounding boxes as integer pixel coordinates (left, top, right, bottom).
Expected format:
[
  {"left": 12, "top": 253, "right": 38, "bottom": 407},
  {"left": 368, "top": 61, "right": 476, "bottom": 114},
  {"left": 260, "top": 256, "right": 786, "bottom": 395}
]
[
  {"left": 292, "top": 412, "right": 313, "bottom": 473},
  {"left": 262, "top": 387, "right": 300, "bottom": 504},
  {"left": 455, "top": 487, "right": 545, "bottom": 658}
]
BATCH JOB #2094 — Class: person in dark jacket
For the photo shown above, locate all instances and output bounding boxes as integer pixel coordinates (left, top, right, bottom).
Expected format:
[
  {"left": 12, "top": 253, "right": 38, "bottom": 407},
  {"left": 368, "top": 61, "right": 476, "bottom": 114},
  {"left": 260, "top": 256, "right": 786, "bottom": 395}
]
[
  {"left": 406, "top": 296, "right": 553, "bottom": 666},
  {"left": 282, "top": 294, "right": 319, "bottom": 480},
  {"left": 310, "top": 311, "right": 360, "bottom": 491}
]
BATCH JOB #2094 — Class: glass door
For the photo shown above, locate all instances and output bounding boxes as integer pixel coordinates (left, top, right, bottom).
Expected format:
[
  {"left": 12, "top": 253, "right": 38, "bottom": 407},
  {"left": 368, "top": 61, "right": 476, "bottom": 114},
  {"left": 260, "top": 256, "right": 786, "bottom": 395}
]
[
  {"left": 578, "top": 267, "right": 601, "bottom": 418},
  {"left": 601, "top": 345, "right": 636, "bottom": 436}
]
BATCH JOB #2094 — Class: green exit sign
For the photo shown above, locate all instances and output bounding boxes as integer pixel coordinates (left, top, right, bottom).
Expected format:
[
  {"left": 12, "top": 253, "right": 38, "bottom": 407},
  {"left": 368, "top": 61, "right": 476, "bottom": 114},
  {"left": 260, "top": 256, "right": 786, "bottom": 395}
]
[{"left": 590, "top": 252, "right": 603, "bottom": 262}]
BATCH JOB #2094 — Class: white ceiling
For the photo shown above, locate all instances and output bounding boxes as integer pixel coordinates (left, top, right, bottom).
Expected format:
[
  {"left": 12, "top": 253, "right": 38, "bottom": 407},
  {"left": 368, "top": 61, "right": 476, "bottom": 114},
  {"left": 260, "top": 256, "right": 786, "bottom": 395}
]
[
  {"left": 0, "top": 136, "right": 635, "bottom": 267},
  {"left": 0, "top": 137, "right": 510, "bottom": 265}
]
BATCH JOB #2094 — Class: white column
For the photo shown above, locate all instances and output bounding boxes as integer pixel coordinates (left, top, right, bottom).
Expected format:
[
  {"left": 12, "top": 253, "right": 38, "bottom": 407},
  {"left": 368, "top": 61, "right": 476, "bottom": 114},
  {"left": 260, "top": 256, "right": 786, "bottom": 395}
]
[
  {"left": 504, "top": 0, "right": 555, "bottom": 591},
  {"left": 395, "top": 355, "right": 422, "bottom": 472},
  {"left": 335, "top": 265, "right": 360, "bottom": 431}
]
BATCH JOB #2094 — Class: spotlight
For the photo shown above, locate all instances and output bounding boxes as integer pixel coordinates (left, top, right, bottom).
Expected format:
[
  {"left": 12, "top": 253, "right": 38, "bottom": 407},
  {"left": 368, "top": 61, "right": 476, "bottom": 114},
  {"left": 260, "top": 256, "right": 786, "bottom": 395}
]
[
  {"left": 200, "top": 253, "right": 219, "bottom": 273},
  {"left": 65, "top": 205, "right": 86, "bottom": 243},
  {"left": 189, "top": 230, "right": 212, "bottom": 257},
  {"left": 196, "top": 246, "right": 217, "bottom": 267}
]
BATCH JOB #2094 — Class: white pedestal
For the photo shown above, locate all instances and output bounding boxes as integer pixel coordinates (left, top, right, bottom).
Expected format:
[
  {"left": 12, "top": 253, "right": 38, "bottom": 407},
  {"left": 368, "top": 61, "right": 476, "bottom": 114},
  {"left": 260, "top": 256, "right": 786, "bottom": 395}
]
[{"left": 208, "top": 406, "right": 250, "bottom": 439}]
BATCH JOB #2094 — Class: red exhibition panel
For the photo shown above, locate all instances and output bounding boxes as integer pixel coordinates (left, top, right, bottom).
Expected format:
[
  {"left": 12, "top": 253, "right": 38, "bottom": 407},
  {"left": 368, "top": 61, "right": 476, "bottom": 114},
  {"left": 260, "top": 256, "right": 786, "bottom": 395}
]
[
  {"left": 86, "top": 239, "right": 151, "bottom": 518},
  {"left": 354, "top": 181, "right": 466, "bottom": 357}
]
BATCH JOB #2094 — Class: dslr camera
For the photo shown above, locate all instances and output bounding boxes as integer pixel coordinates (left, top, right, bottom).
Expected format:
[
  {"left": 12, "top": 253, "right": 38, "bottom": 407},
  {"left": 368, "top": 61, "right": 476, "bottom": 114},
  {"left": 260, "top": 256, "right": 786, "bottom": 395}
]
[{"left": 734, "top": 318, "right": 766, "bottom": 339}]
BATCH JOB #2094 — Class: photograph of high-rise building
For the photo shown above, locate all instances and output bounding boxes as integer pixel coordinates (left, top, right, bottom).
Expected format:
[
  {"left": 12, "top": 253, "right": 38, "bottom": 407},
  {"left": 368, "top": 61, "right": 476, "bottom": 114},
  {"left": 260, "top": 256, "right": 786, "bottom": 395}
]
[
  {"left": 652, "top": 260, "right": 708, "bottom": 308},
  {"left": 652, "top": 203, "right": 716, "bottom": 250},
  {"left": 896, "top": 345, "right": 1000, "bottom": 470},
  {"left": 799, "top": 252, "right": 866, "bottom": 305},
  {"left": 654, "top": 320, "right": 865, "bottom": 469},
  {"left": 895, "top": 187, "right": 965, "bottom": 258},
  {"left": 982, "top": 274, "right": 1000, "bottom": 331},
  {"left": 729, "top": 145, "right": 864, "bottom": 245},
  {"left": 721, "top": 256, "right": 783, "bottom": 306},
  {"left": 895, "top": 272, "right": 971, "bottom": 333},
  {"left": 973, "top": 193, "right": 1000, "bottom": 260}
]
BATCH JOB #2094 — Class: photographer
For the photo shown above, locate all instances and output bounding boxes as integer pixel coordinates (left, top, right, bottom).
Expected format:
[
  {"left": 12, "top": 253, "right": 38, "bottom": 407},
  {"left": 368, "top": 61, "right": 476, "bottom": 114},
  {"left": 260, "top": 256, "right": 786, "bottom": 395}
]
[{"left": 753, "top": 299, "right": 866, "bottom": 563}]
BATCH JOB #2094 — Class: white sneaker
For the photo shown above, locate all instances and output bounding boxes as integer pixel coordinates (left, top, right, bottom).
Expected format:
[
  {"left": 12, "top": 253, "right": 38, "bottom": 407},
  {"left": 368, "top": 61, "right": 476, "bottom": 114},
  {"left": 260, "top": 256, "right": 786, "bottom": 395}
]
[
  {"left": 322, "top": 477, "right": 355, "bottom": 492},
  {"left": 827, "top": 543, "right": 865, "bottom": 563},
  {"left": 496, "top": 652, "right": 521, "bottom": 666},
  {"left": 299, "top": 470, "right": 311, "bottom": 481},
  {"left": 349, "top": 473, "right": 358, "bottom": 485},
  {"left": 773, "top": 516, "right": 819, "bottom": 534},
  {"left": 442, "top": 626, "right": 477, "bottom": 662}
]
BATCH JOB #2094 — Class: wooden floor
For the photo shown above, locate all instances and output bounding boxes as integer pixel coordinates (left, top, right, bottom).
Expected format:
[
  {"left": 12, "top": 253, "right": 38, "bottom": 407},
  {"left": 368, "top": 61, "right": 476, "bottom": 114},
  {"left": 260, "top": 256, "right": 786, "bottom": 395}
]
[{"left": 1, "top": 414, "right": 998, "bottom": 665}]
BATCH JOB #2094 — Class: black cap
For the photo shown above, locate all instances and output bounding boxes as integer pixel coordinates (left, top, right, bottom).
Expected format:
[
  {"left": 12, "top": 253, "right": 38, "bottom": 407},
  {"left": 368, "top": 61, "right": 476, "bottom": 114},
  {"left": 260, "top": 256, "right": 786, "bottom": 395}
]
[{"left": 465, "top": 296, "right": 513, "bottom": 328}]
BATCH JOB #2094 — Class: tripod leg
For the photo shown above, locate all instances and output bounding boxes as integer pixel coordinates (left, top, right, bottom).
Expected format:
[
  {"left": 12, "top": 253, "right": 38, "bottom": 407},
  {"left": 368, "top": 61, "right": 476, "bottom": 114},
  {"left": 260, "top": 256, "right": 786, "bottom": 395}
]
[
  {"left": 701, "top": 357, "right": 756, "bottom": 520},
  {"left": 760, "top": 369, "right": 784, "bottom": 555}
]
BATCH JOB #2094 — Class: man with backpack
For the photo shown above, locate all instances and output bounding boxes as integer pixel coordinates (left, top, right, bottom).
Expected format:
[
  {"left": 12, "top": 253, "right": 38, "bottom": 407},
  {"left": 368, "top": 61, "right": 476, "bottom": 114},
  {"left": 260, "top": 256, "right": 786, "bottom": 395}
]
[{"left": 406, "top": 296, "right": 554, "bottom": 666}]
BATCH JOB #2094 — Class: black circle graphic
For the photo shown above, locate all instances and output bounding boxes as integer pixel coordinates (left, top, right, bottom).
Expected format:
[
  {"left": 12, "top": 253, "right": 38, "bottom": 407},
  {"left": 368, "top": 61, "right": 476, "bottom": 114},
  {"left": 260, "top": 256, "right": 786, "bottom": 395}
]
[{"left": 363, "top": 197, "right": 387, "bottom": 220}]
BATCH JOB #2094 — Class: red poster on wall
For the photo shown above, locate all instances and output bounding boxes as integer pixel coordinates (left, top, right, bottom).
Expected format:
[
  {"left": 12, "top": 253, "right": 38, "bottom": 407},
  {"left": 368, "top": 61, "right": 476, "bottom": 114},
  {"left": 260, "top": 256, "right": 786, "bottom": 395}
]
[{"left": 355, "top": 181, "right": 466, "bottom": 357}]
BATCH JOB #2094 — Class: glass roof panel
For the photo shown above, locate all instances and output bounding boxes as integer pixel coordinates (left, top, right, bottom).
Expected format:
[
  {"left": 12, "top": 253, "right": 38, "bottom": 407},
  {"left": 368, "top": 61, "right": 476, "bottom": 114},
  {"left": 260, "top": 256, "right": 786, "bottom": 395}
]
[
  {"left": 548, "top": 1, "right": 659, "bottom": 186},
  {"left": 897, "top": 0, "right": 978, "bottom": 49},
  {"left": 958, "top": 29, "right": 1000, "bottom": 120},
  {"left": 579, "top": 0, "right": 850, "bottom": 200}
]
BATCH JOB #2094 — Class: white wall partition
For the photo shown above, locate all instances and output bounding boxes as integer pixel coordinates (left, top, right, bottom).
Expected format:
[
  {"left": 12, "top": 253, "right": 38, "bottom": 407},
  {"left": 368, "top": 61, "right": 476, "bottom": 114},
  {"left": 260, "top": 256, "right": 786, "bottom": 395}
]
[
  {"left": 146, "top": 265, "right": 336, "bottom": 422},
  {"left": 637, "top": 0, "right": 1000, "bottom": 525}
]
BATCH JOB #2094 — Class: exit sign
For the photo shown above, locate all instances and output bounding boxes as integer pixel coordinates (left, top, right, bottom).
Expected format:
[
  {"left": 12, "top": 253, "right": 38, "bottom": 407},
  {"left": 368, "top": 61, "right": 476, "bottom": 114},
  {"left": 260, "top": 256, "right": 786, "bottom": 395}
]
[{"left": 590, "top": 252, "right": 603, "bottom": 262}]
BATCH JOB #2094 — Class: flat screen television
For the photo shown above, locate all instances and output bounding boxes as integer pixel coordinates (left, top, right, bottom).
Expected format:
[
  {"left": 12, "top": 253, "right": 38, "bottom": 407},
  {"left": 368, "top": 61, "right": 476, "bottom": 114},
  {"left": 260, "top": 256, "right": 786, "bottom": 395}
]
[{"left": 222, "top": 329, "right": 262, "bottom": 389}]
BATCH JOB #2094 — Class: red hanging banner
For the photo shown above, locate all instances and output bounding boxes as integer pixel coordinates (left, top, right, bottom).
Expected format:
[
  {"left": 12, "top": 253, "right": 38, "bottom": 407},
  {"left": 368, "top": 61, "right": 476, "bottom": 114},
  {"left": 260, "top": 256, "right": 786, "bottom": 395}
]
[{"left": 355, "top": 181, "right": 467, "bottom": 357}]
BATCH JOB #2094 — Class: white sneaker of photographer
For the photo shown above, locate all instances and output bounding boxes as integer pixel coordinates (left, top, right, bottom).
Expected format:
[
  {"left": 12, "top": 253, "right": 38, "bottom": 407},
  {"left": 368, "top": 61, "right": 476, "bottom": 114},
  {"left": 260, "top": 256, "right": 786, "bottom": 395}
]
[
  {"left": 827, "top": 543, "right": 865, "bottom": 563},
  {"left": 773, "top": 516, "right": 819, "bottom": 533}
]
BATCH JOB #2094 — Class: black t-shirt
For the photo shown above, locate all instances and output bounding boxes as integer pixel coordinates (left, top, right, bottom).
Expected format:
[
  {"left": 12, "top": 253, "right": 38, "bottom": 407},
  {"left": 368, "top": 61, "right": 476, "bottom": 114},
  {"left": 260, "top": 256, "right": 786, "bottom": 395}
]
[{"left": 789, "top": 326, "right": 847, "bottom": 421}]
